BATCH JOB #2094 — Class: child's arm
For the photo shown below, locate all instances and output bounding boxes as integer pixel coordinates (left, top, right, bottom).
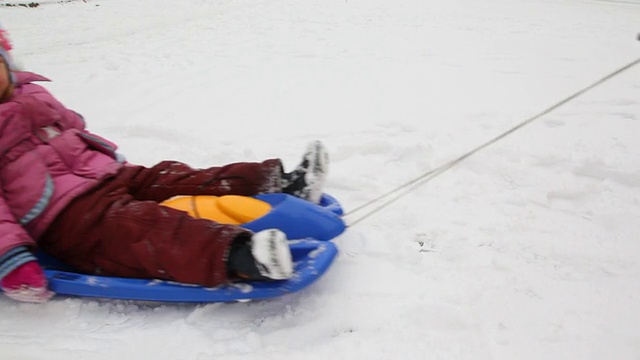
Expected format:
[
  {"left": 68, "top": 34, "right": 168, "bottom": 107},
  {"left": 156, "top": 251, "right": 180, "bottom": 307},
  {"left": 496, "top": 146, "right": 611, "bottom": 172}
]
[
  {"left": 0, "top": 193, "right": 53, "bottom": 303},
  {"left": 0, "top": 246, "right": 53, "bottom": 303}
]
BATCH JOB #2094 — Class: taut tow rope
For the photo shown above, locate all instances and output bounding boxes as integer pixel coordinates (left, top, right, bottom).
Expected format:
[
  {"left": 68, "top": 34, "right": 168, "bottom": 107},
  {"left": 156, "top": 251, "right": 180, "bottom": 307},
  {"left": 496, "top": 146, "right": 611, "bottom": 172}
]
[{"left": 343, "top": 56, "right": 640, "bottom": 227}]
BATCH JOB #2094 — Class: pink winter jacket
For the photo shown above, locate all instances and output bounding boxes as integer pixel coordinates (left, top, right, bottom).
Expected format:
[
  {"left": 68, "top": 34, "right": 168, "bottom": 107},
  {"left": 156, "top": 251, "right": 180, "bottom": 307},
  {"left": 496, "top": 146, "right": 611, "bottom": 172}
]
[{"left": 0, "top": 71, "right": 124, "bottom": 258}]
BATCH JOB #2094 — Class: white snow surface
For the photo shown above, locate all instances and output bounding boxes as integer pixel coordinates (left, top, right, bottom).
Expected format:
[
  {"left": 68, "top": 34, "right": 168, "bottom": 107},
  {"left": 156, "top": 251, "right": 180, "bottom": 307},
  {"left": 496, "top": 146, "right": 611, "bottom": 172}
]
[{"left": 2, "top": 0, "right": 640, "bottom": 359}]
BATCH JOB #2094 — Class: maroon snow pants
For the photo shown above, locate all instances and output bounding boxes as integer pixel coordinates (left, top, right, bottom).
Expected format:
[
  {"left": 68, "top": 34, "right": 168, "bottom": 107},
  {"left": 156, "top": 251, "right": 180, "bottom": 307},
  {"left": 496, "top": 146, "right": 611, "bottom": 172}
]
[{"left": 39, "top": 159, "right": 283, "bottom": 287}]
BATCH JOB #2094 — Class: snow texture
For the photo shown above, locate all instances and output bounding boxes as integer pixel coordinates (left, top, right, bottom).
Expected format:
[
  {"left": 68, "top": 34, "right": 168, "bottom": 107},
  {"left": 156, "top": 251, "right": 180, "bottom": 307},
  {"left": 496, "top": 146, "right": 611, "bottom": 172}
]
[{"left": 2, "top": 0, "right": 640, "bottom": 359}]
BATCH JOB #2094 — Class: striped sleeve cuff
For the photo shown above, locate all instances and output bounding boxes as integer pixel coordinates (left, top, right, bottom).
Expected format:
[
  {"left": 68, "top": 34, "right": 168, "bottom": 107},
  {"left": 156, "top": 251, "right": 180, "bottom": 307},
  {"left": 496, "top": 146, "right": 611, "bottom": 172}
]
[{"left": 0, "top": 246, "right": 37, "bottom": 280}]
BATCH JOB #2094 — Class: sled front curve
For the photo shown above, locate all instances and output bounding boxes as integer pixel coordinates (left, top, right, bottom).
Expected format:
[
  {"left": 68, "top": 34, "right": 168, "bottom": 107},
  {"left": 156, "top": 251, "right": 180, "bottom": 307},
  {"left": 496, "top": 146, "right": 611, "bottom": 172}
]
[{"left": 162, "top": 193, "right": 346, "bottom": 241}]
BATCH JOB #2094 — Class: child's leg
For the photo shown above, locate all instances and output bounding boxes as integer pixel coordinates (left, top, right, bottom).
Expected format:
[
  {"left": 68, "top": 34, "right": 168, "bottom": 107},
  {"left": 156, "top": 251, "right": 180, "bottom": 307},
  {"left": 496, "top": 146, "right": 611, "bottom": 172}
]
[
  {"left": 124, "top": 159, "right": 284, "bottom": 202},
  {"left": 39, "top": 170, "right": 250, "bottom": 287}
]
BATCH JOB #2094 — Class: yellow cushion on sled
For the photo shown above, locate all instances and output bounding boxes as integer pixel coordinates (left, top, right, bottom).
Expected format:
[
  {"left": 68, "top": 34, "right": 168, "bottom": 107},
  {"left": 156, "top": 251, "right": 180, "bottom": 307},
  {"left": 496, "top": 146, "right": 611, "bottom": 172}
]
[
  {"left": 161, "top": 196, "right": 241, "bottom": 225},
  {"left": 195, "top": 196, "right": 244, "bottom": 224},
  {"left": 161, "top": 196, "right": 198, "bottom": 217},
  {"left": 161, "top": 195, "right": 271, "bottom": 225},
  {"left": 217, "top": 195, "right": 272, "bottom": 223}
]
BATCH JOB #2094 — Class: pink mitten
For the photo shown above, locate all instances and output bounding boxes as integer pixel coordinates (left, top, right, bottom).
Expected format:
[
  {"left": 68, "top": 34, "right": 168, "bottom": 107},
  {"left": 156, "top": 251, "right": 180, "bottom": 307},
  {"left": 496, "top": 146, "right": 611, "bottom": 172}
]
[{"left": 1, "top": 261, "right": 54, "bottom": 303}]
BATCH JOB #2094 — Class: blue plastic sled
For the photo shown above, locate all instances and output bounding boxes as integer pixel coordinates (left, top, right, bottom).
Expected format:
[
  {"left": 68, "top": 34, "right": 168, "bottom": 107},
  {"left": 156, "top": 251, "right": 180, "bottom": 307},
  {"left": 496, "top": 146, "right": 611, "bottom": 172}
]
[{"left": 36, "top": 193, "right": 346, "bottom": 303}]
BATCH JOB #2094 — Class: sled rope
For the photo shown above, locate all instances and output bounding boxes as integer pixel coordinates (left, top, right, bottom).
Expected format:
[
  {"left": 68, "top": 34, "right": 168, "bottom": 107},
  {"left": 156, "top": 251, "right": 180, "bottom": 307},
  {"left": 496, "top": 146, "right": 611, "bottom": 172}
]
[{"left": 343, "top": 56, "right": 640, "bottom": 227}]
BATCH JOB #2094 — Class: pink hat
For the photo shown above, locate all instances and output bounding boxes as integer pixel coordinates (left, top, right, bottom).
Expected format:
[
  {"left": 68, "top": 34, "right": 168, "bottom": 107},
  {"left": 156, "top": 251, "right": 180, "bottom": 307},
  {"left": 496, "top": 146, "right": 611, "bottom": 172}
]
[
  {"left": 0, "top": 26, "right": 16, "bottom": 83},
  {"left": 0, "top": 27, "right": 12, "bottom": 52}
]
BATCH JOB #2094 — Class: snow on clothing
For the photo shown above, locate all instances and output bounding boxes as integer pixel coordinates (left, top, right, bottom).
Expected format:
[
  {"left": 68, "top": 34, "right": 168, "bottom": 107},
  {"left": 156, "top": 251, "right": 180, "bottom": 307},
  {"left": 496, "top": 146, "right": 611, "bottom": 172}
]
[{"left": 0, "top": 71, "right": 284, "bottom": 287}]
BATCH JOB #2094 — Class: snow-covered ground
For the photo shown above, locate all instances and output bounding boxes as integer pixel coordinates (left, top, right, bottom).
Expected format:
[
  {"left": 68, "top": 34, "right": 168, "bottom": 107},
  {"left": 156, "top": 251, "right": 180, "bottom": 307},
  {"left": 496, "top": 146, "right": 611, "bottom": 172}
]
[{"left": 2, "top": 0, "right": 640, "bottom": 358}]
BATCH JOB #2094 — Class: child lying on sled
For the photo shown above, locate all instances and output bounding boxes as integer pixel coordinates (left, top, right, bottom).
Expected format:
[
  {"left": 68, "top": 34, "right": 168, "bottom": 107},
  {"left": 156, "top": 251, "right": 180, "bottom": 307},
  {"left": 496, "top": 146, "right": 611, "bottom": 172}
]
[{"left": 0, "top": 31, "right": 328, "bottom": 303}]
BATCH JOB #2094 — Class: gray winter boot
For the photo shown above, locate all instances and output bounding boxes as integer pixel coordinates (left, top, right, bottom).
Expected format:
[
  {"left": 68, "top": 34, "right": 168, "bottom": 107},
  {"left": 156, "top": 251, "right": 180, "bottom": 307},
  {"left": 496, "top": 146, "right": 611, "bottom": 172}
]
[{"left": 281, "top": 140, "right": 329, "bottom": 204}]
